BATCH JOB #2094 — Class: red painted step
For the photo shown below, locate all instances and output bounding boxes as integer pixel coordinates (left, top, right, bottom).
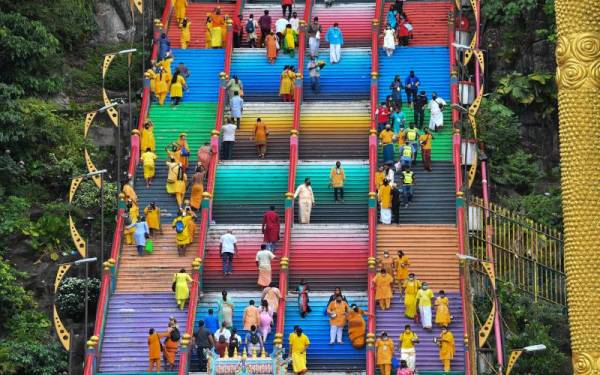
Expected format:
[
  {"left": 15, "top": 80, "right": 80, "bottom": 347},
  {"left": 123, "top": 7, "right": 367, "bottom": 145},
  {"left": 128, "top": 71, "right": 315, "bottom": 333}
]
[
  {"left": 312, "top": 4, "right": 375, "bottom": 47},
  {"left": 382, "top": 1, "right": 452, "bottom": 46},
  {"left": 167, "top": 3, "right": 237, "bottom": 49},
  {"left": 289, "top": 224, "right": 369, "bottom": 290}
]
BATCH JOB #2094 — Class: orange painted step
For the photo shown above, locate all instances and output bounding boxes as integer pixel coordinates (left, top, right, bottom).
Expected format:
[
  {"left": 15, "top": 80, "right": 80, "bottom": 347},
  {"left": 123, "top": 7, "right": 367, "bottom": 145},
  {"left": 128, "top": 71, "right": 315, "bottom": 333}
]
[
  {"left": 168, "top": 3, "right": 237, "bottom": 49},
  {"left": 116, "top": 226, "right": 199, "bottom": 292},
  {"left": 376, "top": 224, "right": 460, "bottom": 291}
]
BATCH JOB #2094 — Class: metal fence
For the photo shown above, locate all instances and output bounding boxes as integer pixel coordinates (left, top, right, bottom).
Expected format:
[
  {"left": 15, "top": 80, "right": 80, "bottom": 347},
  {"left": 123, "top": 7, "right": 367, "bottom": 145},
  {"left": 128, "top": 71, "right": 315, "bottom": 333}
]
[{"left": 467, "top": 196, "right": 566, "bottom": 306}]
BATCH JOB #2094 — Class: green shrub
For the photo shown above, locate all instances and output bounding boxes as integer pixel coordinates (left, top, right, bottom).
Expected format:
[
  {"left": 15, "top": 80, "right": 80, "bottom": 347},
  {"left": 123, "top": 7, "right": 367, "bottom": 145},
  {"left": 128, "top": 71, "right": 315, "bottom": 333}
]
[{"left": 56, "top": 276, "right": 101, "bottom": 320}]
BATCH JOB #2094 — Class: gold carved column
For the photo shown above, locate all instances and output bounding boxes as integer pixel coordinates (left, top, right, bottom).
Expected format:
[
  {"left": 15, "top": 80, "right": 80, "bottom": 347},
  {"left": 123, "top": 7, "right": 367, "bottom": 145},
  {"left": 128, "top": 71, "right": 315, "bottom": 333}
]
[{"left": 554, "top": 1, "right": 600, "bottom": 373}]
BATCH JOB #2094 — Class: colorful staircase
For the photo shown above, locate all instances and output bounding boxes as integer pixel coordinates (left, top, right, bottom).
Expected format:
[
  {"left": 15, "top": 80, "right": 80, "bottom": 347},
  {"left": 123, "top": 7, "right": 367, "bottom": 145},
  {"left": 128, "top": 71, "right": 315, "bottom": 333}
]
[
  {"left": 311, "top": 3, "right": 375, "bottom": 47},
  {"left": 284, "top": 293, "right": 368, "bottom": 370},
  {"left": 289, "top": 225, "right": 368, "bottom": 290},
  {"left": 230, "top": 102, "right": 293, "bottom": 160},
  {"left": 202, "top": 225, "right": 281, "bottom": 291},
  {"left": 167, "top": 3, "right": 237, "bottom": 49},
  {"left": 303, "top": 47, "right": 371, "bottom": 101},
  {"left": 371, "top": 1, "right": 467, "bottom": 373},
  {"left": 212, "top": 161, "right": 288, "bottom": 224},
  {"left": 230, "top": 49, "right": 297, "bottom": 101},
  {"left": 294, "top": 160, "right": 369, "bottom": 223},
  {"left": 299, "top": 101, "right": 370, "bottom": 159}
]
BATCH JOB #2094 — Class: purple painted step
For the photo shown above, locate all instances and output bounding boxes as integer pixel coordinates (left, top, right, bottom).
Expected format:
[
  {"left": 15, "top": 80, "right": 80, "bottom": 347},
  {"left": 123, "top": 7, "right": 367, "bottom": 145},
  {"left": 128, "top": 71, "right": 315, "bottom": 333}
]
[
  {"left": 98, "top": 293, "right": 188, "bottom": 373},
  {"left": 375, "top": 293, "right": 465, "bottom": 372}
]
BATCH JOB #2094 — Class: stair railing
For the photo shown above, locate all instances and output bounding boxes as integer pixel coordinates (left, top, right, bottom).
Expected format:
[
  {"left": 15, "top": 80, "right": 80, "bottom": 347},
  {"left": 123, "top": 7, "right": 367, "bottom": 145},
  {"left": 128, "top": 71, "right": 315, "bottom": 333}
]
[
  {"left": 178, "top": 1, "right": 243, "bottom": 373},
  {"left": 365, "top": 0, "right": 383, "bottom": 374},
  {"left": 81, "top": 2, "right": 174, "bottom": 374},
  {"left": 275, "top": 0, "right": 314, "bottom": 352}
]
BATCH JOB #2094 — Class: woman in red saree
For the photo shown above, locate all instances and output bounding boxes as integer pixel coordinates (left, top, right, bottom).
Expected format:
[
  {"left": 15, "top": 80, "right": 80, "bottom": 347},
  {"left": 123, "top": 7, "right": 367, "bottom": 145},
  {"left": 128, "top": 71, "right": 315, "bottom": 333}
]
[{"left": 297, "top": 279, "right": 311, "bottom": 318}]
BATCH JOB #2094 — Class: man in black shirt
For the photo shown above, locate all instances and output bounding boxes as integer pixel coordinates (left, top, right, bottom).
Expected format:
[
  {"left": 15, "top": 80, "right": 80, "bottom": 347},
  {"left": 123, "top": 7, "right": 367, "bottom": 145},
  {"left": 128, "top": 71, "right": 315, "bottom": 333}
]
[
  {"left": 193, "top": 320, "right": 214, "bottom": 371},
  {"left": 414, "top": 91, "right": 428, "bottom": 129}
]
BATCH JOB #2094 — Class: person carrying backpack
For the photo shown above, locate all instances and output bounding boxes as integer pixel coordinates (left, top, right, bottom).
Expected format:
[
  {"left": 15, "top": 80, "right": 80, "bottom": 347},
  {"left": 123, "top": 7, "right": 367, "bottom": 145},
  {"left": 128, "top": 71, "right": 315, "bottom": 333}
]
[
  {"left": 245, "top": 325, "right": 264, "bottom": 355},
  {"left": 246, "top": 14, "right": 258, "bottom": 47},
  {"left": 172, "top": 210, "right": 190, "bottom": 256}
]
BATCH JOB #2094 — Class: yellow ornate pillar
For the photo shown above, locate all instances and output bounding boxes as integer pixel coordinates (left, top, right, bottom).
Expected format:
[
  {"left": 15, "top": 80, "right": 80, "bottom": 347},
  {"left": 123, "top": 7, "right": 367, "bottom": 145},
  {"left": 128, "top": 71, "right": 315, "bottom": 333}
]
[{"left": 554, "top": 1, "right": 600, "bottom": 373}]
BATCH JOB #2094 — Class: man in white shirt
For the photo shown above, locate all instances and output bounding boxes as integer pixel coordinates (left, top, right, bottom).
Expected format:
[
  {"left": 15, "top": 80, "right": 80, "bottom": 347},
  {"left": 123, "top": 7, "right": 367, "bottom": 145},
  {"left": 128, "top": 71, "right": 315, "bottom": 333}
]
[
  {"left": 294, "top": 177, "right": 315, "bottom": 224},
  {"left": 289, "top": 12, "right": 299, "bottom": 32},
  {"left": 275, "top": 17, "right": 289, "bottom": 38},
  {"left": 215, "top": 322, "right": 232, "bottom": 342},
  {"left": 428, "top": 92, "right": 447, "bottom": 132},
  {"left": 219, "top": 229, "right": 237, "bottom": 275},
  {"left": 256, "top": 244, "right": 276, "bottom": 287},
  {"left": 221, "top": 118, "right": 237, "bottom": 161}
]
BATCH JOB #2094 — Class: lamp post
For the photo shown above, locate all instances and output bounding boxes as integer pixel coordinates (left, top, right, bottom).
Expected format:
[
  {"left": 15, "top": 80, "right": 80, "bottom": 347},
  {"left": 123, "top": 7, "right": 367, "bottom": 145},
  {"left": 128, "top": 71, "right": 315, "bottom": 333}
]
[
  {"left": 456, "top": 253, "right": 505, "bottom": 373},
  {"left": 83, "top": 216, "right": 95, "bottom": 344},
  {"left": 78, "top": 169, "right": 108, "bottom": 267},
  {"left": 505, "top": 344, "right": 547, "bottom": 375},
  {"left": 59, "top": 256, "right": 97, "bottom": 375},
  {"left": 98, "top": 102, "right": 122, "bottom": 195}
]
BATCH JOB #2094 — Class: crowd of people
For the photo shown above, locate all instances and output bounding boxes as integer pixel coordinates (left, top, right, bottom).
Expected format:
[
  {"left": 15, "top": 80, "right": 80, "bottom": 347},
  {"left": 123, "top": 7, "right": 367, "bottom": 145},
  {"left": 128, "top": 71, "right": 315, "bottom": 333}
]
[
  {"left": 382, "top": 1, "right": 414, "bottom": 56},
  {"left": 373, "top": 250, "right": 456, "bottom": 374},
  {"left": 374, "top": 70, "right": 447, "bottom": 224}
]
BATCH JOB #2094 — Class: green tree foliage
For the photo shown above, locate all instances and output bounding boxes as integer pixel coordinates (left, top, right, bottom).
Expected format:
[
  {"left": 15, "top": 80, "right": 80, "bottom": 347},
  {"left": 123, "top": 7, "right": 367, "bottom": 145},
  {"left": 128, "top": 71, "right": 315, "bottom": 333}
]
[
  {"left": 0, "top": 258, "right": 68, "bottom": 374},
  {"left": 56, "top": 277, "right": 101, "bottom": 320},
  {"left": 501, "top": 189, "right": 563, "bottom": 229},
  {"left": 495, "top": 72, "right": 557, "bottom": 122},
  {"left": 0, "top": 12, "right": 63, "bottom": 95},
  {"left": 474, "top": 282, "right": 570, "bottom": 374},
  {"left": 482, "top": 0, "right": 556, "bottom": 42}
]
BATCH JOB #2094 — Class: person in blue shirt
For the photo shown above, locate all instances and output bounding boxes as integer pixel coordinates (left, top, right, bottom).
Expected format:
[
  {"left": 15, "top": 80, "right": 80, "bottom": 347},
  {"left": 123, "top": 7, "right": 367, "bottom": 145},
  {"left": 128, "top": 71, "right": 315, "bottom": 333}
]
[
  {"left": 157, "top": 33, "right": 171, "bottom": 61},
  {"left": 204, "top": 308, "right": 219, "bottom": 334},
  {"left": 326, "top": 23, "right": 344, "bottom": 64},
  {"left": 390, "top": 107, "right": 406, "bottom": 135},
  {"left": 390, "top": 75, "right": 403, "bottom": 109},
  {"left": 404, "top": 71, "right": 420, "bottom": 106},
  {"left": 386, "top": 4, "right": 398, "bottom": 29}
]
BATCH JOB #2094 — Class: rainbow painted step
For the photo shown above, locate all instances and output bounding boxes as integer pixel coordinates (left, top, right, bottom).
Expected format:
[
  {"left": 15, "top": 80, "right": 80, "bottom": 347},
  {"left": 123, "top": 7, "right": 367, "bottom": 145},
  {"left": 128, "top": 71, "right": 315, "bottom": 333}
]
[
  {"left": 299, "top": 101, "right": 370, "bottom": 159},
  {"left": 311, "top": 3, "right": 375, "bottom": 47},
  {"left": 213, "top": 161, "right": 288, "bottom": 224},
  {"left": 294, "top": 160, "right": 368, "bottom": 223}
]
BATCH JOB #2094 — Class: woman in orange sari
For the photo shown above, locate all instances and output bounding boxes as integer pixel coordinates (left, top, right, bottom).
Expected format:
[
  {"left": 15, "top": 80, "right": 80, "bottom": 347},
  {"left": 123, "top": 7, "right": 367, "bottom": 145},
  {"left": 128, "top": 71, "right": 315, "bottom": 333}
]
[
  {"left": 163, "top": 335, "right": 179, "bottom": 370},
  {"left": 265, "top": 31, "right": 278, "bottom": 63},
  {"left": 254, "top": 117, "right": 269, "bottom": 158},
  {"left": 189, "top": 165, "right": 206, "bottom": 210},
  {"left": 347, "top": 304, "right": 367, "bottom": 349}
]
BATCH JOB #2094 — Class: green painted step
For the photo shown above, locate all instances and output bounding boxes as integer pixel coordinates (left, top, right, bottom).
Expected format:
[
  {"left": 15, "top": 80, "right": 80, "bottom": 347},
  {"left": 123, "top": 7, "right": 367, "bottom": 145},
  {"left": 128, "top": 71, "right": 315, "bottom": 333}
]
[
  {"left": 295, "top": 162, "right": 369, "bottom": 204},
  {"left": 378, "top": 107, "right": 453, "bottom": 162},
  {"left": 294, "top": 161, "right": 369, "bottom": 223},
  {"left": 212, "top": 162, "right": 289, "bottom": 224},
  {"left": 148, "top": 102, "right": 217, "bottom": 161}
]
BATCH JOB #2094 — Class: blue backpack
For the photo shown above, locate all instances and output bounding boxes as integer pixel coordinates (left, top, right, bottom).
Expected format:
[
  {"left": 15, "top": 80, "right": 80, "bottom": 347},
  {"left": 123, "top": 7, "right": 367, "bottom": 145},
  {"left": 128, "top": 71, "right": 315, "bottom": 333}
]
[
  {"left": 175, "top": 219, "right": 185, "bottom": 233},
  {"left": 246, "top": 20, "right": 255, "bottom": 33}
]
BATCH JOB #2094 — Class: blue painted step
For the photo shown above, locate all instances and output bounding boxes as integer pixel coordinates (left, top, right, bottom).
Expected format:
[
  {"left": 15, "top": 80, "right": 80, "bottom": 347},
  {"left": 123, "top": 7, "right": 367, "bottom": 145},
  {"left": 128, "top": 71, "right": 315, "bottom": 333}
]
[
  {"left": 303, "top": 47, "right": 371, "bottom": 101},
  {"left": 284, "top": 293, "right": 368, "bottom": 371},
  {"left": 230, "top": 49, "right": 297, "bottom": 101},
  {"left": 378, "top": 47, "right": 450, "bottom": 102},
  {"left": 160, "top": 49, "right": 224, "bottom": 102}
]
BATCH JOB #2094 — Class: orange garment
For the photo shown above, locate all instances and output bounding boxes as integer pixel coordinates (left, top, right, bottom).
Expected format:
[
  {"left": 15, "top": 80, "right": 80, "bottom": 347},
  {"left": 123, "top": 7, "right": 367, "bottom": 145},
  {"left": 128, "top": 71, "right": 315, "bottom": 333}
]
[
  {"left": 379, "top": 256, "right": 394, "bottom": 275},
  {"left": 327, "top": 300, "right": 349, "bottom": 327},
  {"left": 395, "top": 255, "right": 411, "bottom": 281},
  {"left": 148, "top": 332, "right": 167, "bottom": 359},
  {"left": 347, "top": 308, "right": 366, "bottom": 349},
  {"left": 266, "top": 34, "right": 278, "bottom": 60},
  {"left": 163, "top": 338, "right": 178, "bottom": 365},
  {"left": 243, "top": 305, "right": 261, "bottom": 330},
  {"left": 254, "top": 122, "right": 268, "bottom": 144},
  {"left": 373, "top": 272, "right": 394, "bottom": 300}
]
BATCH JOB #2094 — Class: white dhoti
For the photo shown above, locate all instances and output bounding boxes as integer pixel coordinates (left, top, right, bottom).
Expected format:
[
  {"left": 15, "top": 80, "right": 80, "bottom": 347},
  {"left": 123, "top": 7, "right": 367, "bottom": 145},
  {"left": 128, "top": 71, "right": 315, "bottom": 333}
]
[
  {"left": 401, "top": 347, "right": 417, "bottom": 371},
  {"left": 429, "top": 111, "right": 444, "bottom": 130},
  {"left": 419, "top": 305, "right": 432, "bottom": 328},
  {"left": 309, "top": 37, "right": 320, "bottom": 57},
  {"left": 299, "top": 198, "right": 312, "bottom": 224},
  {"left": 330, "top": 44, "right": 341, "bottom": 63},
  {"left": 380, "top": 208, "right": 392, "bottom": 224}
]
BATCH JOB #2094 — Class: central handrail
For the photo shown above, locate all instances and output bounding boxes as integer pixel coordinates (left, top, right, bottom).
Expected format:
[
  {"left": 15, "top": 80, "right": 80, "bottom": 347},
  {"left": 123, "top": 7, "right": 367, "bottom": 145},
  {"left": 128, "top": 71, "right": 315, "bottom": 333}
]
[
  {"left": 275, "top": 0, "right": 314, "bottom": 349},
  {"left": 82, "top": 1, "right": 173, "bottom": 374},
  {"left": 178, "top": 1, "right": 242, "bottom": 373},
  {"left": 366, "top": 1, "right": 383, "bottom": 374}
]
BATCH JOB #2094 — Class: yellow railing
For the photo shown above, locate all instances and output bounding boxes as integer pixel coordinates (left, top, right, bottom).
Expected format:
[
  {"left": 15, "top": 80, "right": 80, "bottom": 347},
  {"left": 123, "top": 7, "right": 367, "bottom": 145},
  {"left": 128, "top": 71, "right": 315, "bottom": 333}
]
[{"left": 467, "top": 196, "right": 566, "bottom": 306}]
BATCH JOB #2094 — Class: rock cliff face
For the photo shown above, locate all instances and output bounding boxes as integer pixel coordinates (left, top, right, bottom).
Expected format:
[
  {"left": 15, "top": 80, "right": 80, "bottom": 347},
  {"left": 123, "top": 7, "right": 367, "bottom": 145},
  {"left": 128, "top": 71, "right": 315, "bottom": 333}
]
[{"left": 93, "top": 0, "right": 160, "bottom": 43}]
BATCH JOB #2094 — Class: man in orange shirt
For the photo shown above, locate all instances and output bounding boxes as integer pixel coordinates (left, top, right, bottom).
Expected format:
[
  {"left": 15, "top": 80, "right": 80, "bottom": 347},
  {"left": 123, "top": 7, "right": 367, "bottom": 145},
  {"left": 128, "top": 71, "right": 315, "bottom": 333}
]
[{"left": 327, "top": 295, "right": 349, "bottom": 344}]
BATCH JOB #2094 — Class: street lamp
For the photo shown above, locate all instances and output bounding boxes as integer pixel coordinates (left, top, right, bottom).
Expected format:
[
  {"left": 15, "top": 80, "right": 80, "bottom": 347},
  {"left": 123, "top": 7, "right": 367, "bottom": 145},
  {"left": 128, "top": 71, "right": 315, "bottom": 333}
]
[
  {"left": 505, "top": 344, "right": 547, "bottom": 375},
  {"left": 98, "top": 103, "right": 123, "bottom": 197}
]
